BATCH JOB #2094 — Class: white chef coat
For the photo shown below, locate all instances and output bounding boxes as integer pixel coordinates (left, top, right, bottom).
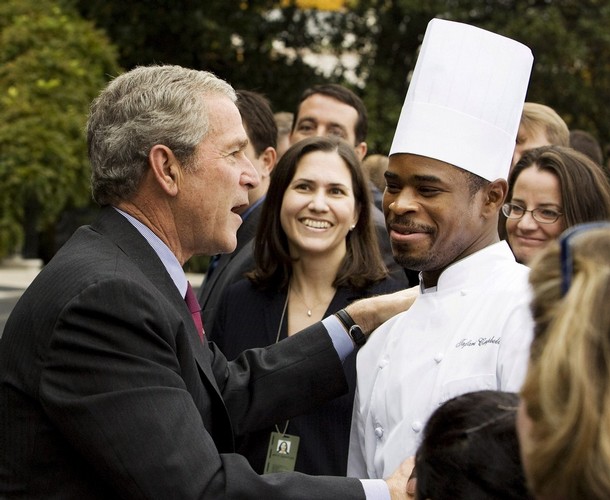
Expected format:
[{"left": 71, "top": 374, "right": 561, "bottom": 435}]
[{"left": 347, "top": 241, "right": 534, "bottom": 479}]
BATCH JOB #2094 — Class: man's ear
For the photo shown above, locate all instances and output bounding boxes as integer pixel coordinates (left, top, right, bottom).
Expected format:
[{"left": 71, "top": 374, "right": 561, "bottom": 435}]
[
  {"left": 483, "top": 178, "right": 508, "bottom": 217},
  {"left": 260, "top": 146, "right": 278, "bottom": 177},
  {"left": 149, "top": 144, "right": 182, "bottom": 196},
  {"left": 355, "top": 142, "right": 368, "bottom": 162}
]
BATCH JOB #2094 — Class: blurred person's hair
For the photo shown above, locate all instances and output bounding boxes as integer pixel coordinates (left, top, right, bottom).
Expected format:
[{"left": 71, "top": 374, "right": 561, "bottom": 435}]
[
  {"left": 274, "top": 112, "right": 293, "bottom": 139},
  {"left": 523, "top": 224, "right": 610, "bottom": 499},
  {"left": 416, "top": 390, "right": 533, "bottom": 500},
  {"left": 569, "top": 129, "right": 604, "bottom": 166},
  {"left": 520, "top": 102, "right": 569, "bottom": 147},
  {"left": 236, "top": 90, "right": 277, "bottom": 155},
  {"left": 362, "top": 154, "right": 388, "bottom": 193}
]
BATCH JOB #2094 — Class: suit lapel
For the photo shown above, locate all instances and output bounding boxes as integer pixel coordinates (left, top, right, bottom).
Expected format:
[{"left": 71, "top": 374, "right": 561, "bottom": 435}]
[{"left": 91, "top": 207, "right": 225, "bottom": 397}]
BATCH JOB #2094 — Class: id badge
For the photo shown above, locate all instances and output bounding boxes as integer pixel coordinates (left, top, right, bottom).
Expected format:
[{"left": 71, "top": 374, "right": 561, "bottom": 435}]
[{"left": 263, "top": 431, "right": 300, "bottom": 473}]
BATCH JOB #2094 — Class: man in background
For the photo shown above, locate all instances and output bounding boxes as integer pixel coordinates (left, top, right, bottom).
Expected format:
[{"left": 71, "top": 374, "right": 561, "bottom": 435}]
[
  {"left": 362, "top": 154, "right": 389, "bottom": 211},
  {"left": 198, "top": 90, "right": 277, "bottom": 333},
  {"left": 274, "top": 111, "right": 293, "bottom": 160},
  {"left": 512, "top": 102, "right": 569, "bottom": 168}
]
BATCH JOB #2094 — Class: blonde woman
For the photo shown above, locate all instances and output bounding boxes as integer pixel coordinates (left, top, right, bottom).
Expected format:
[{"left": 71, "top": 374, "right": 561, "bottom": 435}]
[{"left": 518, "top": 222, "right": 610, "bottom": 499}]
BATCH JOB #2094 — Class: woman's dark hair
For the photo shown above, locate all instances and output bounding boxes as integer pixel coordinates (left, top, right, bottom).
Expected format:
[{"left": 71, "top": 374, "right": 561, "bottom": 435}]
[
  {"left": 416, "top": 390, "right": 533, "bottom": 500},
  {"left": 247, "top": 135, "right": 387, "bottom": 291}
]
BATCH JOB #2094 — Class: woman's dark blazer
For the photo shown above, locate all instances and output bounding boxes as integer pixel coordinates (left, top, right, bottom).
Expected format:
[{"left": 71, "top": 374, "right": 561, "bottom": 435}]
[{"left": 211, "top": 276, "right": 406, "bottom": 476}]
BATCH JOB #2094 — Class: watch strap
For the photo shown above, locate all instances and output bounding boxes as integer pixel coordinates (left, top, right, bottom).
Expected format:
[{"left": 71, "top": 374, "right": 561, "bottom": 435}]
[{"left": 335, "top": 309, "right": 367, "bottom": 347}]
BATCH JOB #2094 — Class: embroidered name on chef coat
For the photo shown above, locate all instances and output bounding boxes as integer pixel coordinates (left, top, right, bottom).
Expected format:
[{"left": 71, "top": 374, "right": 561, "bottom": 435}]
[{"left": 455, "top": 336, "right": 500, "bottom": 349}]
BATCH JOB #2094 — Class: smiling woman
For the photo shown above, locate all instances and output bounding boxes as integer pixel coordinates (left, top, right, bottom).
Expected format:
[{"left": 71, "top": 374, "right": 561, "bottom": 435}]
[
  {"left": 209, "top": 135, "right": 406, "bottom": 476},
  {"left": 279, "top": 148, "right": 359, "bottom": 271},
  {"left": 505, "top": 145, "right": 610, "bottom": 265},
  {"left": 247, "top": 135, "right": 390, "bottom": 298}
]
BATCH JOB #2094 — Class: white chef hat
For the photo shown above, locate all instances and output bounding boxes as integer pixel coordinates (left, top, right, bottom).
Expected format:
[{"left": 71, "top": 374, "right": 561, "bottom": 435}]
[{"left": 389, "top": 18, "right": 533, "bottom": 181}]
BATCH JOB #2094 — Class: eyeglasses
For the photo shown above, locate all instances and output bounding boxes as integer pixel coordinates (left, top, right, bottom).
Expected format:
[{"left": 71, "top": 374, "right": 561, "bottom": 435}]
[
  {"left": 560, "top": 221, "right": 610, "bottom": 296},
  {"left": 502, "top": 203, "right": 563, "bottom": 224}
]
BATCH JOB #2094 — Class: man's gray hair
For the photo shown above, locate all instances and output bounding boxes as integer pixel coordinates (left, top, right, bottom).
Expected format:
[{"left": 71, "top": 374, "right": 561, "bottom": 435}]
[{"left": 88, "top": 65, "right": 236, "bottom": 205}]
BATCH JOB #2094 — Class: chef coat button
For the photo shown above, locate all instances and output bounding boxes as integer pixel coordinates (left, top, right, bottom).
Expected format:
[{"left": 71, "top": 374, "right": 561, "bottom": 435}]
[
  {"left": 434, "top": 352, "right": 443, "bottom": 363},
  {"left": 379, "top": 358, "right": 389, "bottom": 369},
  {"left": 374, "top": 425, "right": 384, "bottom": 439},
  {"left": 460, "top": 289, "right": 467, "bottom": 296},
  {"left": 412, "top": 421, "right": 423, "bottom": 433}
]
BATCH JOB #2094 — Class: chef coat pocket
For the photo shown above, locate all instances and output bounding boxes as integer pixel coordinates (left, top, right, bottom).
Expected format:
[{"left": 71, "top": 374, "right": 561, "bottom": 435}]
[{"left": 439, "top": 375, "right": 496, "bottom": 406}]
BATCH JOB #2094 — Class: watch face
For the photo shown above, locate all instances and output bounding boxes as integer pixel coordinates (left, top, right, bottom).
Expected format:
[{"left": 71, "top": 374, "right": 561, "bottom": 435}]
[{"left": 349, "top": 325, "right": 367, "bottom": 347}]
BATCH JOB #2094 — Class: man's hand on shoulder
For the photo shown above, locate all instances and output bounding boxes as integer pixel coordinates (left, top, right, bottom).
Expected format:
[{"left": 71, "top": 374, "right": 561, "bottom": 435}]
[{"left": 345, "top": 286, "right": 419, "bottom": 337}]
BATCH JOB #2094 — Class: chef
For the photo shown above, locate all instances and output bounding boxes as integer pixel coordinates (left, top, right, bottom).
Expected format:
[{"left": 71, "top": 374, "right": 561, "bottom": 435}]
[{"left": 347, "top": 18, "right": 535, "bottom": 479}]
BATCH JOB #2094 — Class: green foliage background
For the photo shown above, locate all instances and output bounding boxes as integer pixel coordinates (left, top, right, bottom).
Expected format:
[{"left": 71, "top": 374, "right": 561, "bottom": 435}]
[
  {"left": 0, "top": 0, "right": 120, "bottom": 259},
  {"left": 2, "top": 0, "right": 610, "bottom": 264}
]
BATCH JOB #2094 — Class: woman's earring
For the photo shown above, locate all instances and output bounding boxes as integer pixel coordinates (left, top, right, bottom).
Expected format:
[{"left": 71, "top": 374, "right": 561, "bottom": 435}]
[{"left": 349, "top": 224, "right": 356, "bottom": 231}]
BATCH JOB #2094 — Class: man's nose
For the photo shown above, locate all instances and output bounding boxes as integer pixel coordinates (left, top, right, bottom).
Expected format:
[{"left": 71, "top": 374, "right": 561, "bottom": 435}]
[
  {"left": 384, "top": 188, "right": 417, "bottom": 215},
  {"left": 242, "top": 158, "right": 259, "bottom": 189}
]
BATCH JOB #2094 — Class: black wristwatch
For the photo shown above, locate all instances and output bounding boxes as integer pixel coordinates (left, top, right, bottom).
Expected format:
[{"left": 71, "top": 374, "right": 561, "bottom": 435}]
[{"left": 335, "top": 309, "right": 367, "bottom": 348}]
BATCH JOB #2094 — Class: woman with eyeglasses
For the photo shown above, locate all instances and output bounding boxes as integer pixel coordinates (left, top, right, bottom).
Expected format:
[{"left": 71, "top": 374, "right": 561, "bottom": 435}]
[
  {"left": 517, "top": 222, "right": 610, "bottom": 499},
  {"left": 503, "top": 145, "right": 610, "bottom": 265}
]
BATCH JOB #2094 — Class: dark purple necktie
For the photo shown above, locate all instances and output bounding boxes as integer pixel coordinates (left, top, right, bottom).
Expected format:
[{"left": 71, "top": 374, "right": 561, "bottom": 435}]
[{"left": 185, "top": 282, "right": 205, "bottom": 342}]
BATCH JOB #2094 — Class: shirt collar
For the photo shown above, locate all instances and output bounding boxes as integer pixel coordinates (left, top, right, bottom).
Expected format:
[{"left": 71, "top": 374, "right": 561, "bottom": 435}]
[
  {"left": 422, "top": 241, "right": 517, "bottom": 293},
  {"left": 113, "top": 207, "right": 187, "bottom": 297}
]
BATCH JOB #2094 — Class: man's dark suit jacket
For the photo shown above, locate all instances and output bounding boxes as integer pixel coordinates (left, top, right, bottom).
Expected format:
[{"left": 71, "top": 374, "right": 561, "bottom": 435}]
[
  {"left": 198, "top": 201, "right": 409, "bottom": 335},
  {"left": 0, "top": 206, "right": 364, "bottom": 499},
  {"left": 211, "top": 277, "right": 405, "bottom": 477}
]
